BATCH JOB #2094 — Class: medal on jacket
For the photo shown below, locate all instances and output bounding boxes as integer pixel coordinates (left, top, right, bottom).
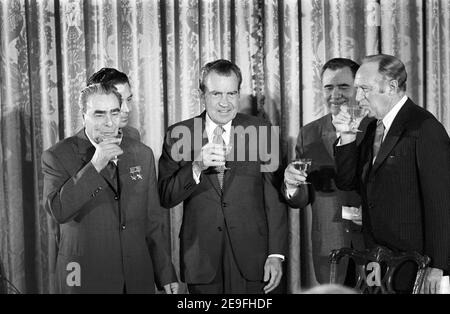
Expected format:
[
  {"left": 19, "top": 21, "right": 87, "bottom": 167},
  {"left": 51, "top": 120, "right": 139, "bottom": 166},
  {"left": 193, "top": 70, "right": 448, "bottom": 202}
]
[{"left": 130, "top": 166, "right": 142, "bottom": 180}]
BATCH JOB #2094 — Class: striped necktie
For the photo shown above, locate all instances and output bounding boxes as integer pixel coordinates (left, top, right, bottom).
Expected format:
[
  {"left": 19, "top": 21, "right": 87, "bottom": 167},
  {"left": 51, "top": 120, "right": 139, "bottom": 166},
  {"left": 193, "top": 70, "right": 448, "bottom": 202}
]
[
  {"left": 213, "top": 126, "right": 225, "bottom": 189},
  {"left": 372, "top": 120, "right": 385, "bottom": 163}
]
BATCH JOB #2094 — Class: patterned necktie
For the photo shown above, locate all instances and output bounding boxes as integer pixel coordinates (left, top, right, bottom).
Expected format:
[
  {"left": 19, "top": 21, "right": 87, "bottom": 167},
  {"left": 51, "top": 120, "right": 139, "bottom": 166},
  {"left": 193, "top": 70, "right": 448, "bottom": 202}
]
[
  {"left": 372, "top": 120, "right": 385, "bottom": 163},
  {"left": 213, "top": 125, "right": 225, "bottom": 189}
]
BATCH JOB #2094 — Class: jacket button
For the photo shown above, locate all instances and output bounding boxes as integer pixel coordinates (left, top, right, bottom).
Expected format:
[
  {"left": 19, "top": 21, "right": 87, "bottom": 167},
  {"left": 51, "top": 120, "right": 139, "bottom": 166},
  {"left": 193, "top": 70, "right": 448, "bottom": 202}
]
[
  {"left": 222, "top": 202, "right": 228, "bottom": 208},
  {"left": 114, "top": 195, "right": 120, "bottom": 201},
  {"left": 121, "top": 224, "right": 126, "bottom": 230},
  {"left": 218, "top": 227, "right": 222, "bottom": 231}
]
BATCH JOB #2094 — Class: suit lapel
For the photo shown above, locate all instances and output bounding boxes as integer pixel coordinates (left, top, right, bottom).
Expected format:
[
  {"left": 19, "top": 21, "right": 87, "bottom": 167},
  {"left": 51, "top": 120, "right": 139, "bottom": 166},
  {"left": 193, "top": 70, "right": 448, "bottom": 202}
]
[
  {"left": 371, "top": 99, "right": 411, "bottom": 173},
  {"left": 321, "top": 114, "right": 337, "bottom": 160},
  {"left": 117, "top": 139, "right": 133, "bottom": 193}
]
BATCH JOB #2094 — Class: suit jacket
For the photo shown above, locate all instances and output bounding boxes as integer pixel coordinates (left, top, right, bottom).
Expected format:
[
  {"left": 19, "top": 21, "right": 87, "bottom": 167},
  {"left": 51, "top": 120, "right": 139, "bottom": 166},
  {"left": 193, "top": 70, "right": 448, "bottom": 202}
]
[
  {"left": 122, "top": 125, "right": 141, "bottom": 141},
  {"left": 283, "top": 114, "right": 368, "bottom": 283},
  {"left": 335, "top": 99, "right": 450, "bottom": 285},
  {"left": 42, "top": 130, "right": 176, "bottom": 293},
  {"left": 158, "top": 112, "right": 288, "bottom": 284}
]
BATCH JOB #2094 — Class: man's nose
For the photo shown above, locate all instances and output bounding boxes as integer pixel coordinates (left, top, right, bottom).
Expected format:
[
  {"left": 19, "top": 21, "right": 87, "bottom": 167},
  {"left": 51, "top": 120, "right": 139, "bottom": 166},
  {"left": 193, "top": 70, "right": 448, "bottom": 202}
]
[
  {"left": 121, "top": 101, "right": 130, "bottom": 113},
  {"left": 355, "top": 88, "right": 363, "bottom": 102},
  {"left": 104, "top": 113, "right": 114, "bottom": 126},
  {"left": 331, "top": 87, "right": 341, "bottom": 99},
  {"left": 218, "top": 96, "right": 229, "bottom": 105}
]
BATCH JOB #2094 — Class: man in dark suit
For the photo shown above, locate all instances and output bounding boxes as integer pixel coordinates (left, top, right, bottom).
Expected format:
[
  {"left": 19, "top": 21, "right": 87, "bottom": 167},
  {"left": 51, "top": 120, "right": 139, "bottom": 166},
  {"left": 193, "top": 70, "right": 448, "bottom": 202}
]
[
  {"left": 42, "top": 83, "right": 178, "bottom": 293},
  {"left": 87, "top": 67, "right": 141, "bottom": 141},
  {"left": 333, "top": 54, "right": 450, "bottom": 293},
  {"left": 158, "top": 59, "right": 287, "bottom": 294},
  {"left": 283, "top": 58, "right": 367, "bottom": 285}
]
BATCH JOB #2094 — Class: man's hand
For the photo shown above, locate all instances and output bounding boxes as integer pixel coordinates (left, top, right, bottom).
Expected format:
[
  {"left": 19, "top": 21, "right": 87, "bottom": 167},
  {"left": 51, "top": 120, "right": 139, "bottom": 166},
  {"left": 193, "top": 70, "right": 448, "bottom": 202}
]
[
  {"left": 284, "top": 163, "right": 307, "bottom": 190},
  {"left": 332, "top": 110, "right": 357, "bottom": 145},
  {"left": 91, "top": 138, "right": 123, "bottom": 172},
  {"left": 351, "top": 206, "right": 362, "bottom": 226},
  {"left": 193, "top": 143, "right": 228, "bottom": 171},
  {"left": 420, "top": 267, "right": 443, "bottom": 294},
  {"left": 351, "top": 215, "right": 362, "bottom": 226},
  {"left": 263, "top": 256, "right": 283, "bottom": 294},
  {"left": 164, "top": 282, "right": 180, "bottom": 294}
]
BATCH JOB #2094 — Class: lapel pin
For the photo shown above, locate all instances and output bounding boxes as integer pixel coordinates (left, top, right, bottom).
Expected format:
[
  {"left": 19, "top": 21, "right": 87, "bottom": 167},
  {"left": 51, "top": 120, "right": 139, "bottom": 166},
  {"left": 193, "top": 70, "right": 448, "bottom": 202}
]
[{"left": 130, "top": 166, "right": 143, "bottom": 180}]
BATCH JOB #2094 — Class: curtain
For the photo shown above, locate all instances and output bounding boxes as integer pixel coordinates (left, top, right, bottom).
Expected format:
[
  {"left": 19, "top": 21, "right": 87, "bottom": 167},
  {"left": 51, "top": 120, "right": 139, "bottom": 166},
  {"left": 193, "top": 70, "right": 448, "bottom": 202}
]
[{"left": 1, "top": 0, "right": 449, "bottom": 294}]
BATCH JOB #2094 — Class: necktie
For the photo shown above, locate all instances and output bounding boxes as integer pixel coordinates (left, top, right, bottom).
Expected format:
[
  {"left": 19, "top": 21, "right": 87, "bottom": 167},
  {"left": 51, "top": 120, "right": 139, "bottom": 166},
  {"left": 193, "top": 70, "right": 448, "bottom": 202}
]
[
  {"left": 213, "top": 126, "right": 225, "bottom": 189},
  {"left": 372, "top": 120, "right": 385, "bottom": 163},
  {"left": 106, "top": 161, "right": 118, "bottom": 190}
]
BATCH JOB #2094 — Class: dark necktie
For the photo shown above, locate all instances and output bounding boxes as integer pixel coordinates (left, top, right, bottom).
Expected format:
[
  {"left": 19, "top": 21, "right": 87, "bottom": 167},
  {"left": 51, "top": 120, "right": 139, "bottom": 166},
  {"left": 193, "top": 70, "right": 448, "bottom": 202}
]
[
  {"left": 106, "top": 161, "right": 118, "bottom": 190},
  {"left": 372, "top": 120, "right": 385, "bottom": 163},
  {"left": 213, "top": 126, "right": 225, "bottom": 189}
]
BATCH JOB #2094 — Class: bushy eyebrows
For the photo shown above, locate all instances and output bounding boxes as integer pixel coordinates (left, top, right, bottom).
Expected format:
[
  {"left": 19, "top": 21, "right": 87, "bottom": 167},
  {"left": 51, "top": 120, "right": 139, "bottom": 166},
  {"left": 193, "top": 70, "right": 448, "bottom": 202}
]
[
  {"left": 93, "top": 108, "right": 120, "bottom": 114},
  {"left": 323, "top": 83, "right": 351, "bottom": 88}
]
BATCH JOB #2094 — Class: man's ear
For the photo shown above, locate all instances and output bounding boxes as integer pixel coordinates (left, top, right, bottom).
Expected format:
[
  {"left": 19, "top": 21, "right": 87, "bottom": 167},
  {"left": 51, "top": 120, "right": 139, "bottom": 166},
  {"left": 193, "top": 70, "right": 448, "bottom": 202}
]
[
  {"left": 198, "top": 89, "right": 206, "bottom": 106},
  {"left": 389, "top": 80, "right": 399, "bottom": 94}
]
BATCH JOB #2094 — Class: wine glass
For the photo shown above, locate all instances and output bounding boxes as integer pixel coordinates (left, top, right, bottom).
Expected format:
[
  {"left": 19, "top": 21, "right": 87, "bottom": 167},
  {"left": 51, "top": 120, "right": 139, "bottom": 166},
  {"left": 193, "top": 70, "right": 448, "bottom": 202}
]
[
  {"left": 346, "top": 105, "right": 365, "bottom": 133},
  {"left": 292, "top": 158, "right": 312, "bottom": 185},
  {"left": 222, "top": 144, "right": 233, "bottom": 171},
  {"left": 98, "top": 130, "right": 123, "bottom": 164}
]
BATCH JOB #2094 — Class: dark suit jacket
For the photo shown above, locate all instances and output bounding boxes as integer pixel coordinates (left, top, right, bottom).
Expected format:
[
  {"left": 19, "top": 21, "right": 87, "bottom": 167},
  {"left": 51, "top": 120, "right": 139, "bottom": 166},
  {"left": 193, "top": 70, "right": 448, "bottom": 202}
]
[
  {"left": 42, "top": 130, "right": 176, "bottom": 293},
  {"left": 335, "top": 99, "right": 450, "bottom": 286},
  {"left": 283, "top": 114, "right": 368, "bottom": 283},
  {"left": 122, "top": 125, "right": 141, "bottom": 141},
  {"left": 158, "top": 112, "right": 288, "bottom": 284}
]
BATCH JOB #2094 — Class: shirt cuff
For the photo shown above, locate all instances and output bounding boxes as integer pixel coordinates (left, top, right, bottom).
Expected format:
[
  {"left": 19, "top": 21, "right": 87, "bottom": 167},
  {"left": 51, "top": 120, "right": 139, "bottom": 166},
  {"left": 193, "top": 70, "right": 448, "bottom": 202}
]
[
  {"left": 192, "top": 162, "right": 202, "bottom": 184},
  {"left": 268, "top": 254, "right": 285, "bottom": 261}
]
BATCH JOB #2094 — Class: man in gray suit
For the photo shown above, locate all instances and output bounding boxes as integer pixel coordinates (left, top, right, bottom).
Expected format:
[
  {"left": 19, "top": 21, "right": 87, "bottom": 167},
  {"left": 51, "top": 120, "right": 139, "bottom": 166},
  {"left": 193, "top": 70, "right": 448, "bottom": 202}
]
[
  {"left": 283, "top": 58, "right": 368, "bottom": 284},
  {"left": 42, "top": 83, "right": 178, "bottom": 293}
]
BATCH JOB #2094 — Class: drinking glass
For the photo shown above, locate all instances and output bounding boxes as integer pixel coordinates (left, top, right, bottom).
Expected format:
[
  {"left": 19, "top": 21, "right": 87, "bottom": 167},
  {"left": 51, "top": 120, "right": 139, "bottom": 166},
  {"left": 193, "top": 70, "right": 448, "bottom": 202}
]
[{"left": 346, "top": 105, "right": 365, "bottom": 133}]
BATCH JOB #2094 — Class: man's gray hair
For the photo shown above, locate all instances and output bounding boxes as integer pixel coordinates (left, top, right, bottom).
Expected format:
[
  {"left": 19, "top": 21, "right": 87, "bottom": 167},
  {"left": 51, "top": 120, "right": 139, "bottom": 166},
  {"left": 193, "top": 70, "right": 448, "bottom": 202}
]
[{"left": 363, "top": 54, "right": 407, "bottom": 92}]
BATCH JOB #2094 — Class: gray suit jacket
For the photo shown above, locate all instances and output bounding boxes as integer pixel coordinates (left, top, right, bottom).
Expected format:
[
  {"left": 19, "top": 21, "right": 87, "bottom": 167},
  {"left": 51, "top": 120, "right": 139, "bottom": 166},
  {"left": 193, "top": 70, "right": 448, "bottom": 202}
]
[{"left": 42, "top": 130, "right": 176, "bottom": 293}]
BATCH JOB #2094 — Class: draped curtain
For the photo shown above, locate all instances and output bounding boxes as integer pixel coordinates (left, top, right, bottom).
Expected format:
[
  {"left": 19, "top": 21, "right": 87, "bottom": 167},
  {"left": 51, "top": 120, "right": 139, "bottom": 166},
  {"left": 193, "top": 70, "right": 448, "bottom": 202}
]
[{"left": 1, "top": 0, "right": 449, "bottom": 294}]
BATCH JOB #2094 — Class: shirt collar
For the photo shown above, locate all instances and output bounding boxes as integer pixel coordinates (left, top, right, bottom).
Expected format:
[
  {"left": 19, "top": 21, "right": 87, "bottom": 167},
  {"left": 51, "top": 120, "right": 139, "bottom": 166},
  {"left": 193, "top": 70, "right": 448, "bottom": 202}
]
[
  {"left": 205, "top": 112, "right": 232, "bottom": 145},
  {"left": 381, "top": 95, "right": 408, "bottom": 135}
]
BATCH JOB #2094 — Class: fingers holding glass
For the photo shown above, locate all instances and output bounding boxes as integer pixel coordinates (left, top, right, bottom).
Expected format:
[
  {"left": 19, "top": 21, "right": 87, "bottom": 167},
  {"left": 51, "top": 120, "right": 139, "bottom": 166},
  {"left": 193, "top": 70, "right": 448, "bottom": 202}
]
[{"left": 291, "top": 158, "right": 312, "bottom": 185}]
